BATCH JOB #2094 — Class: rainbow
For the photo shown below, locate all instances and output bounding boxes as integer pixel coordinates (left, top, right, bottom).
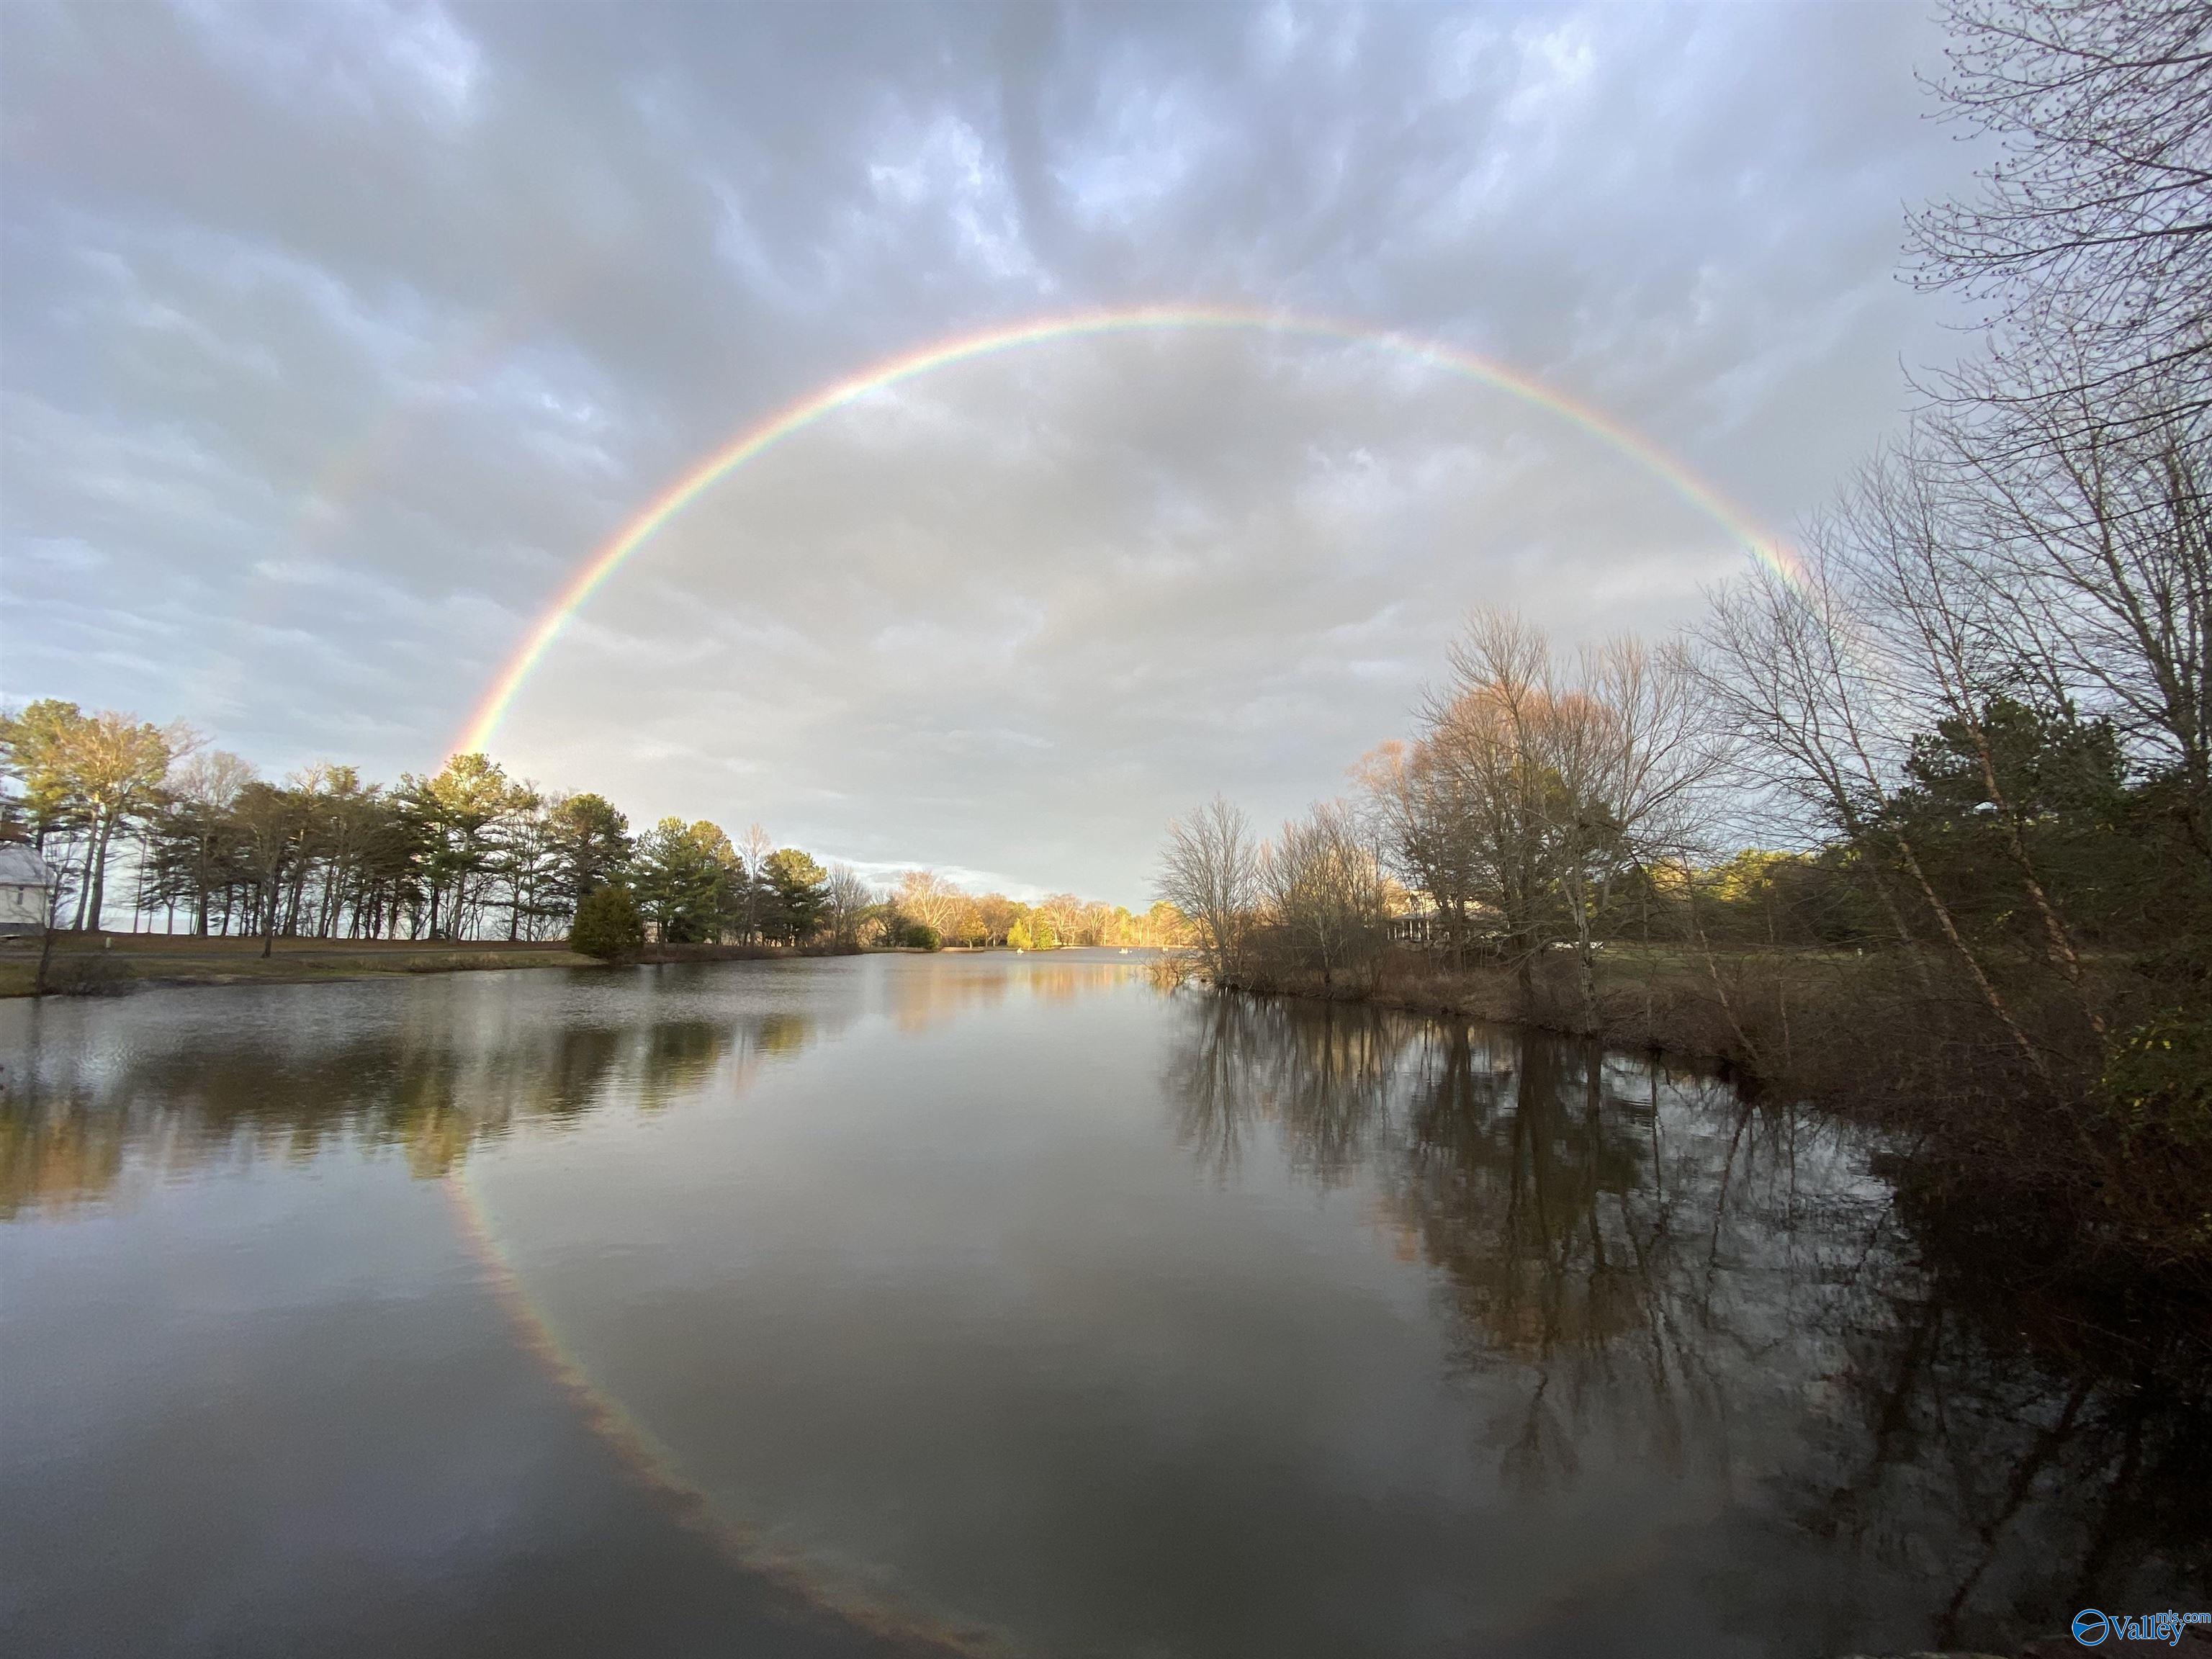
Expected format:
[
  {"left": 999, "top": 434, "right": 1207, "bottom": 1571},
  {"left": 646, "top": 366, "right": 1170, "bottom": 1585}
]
[
  {"left": 445, "top": 1164, "right": 1013, "bottom": 1655},
  {"left": 451, "top": 302, "right": 1802, "bottom": 757}
]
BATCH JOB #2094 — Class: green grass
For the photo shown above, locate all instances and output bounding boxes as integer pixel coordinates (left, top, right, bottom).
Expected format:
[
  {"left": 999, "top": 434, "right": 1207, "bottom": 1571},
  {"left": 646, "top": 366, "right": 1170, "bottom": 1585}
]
[{"left": 1, "top": 932, "right": 594, "bottom": 997}]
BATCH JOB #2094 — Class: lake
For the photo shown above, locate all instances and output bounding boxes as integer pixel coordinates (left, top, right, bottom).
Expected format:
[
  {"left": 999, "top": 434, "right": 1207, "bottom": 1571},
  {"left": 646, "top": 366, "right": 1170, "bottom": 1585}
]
[{"left": 2, "top": 953, "right": 2203, "bottom": 1658}]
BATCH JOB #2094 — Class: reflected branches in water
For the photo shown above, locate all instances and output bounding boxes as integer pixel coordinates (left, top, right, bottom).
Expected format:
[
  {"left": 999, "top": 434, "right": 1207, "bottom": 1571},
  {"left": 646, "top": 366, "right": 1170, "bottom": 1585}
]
[
  {"left": 1747, "top": 1176, "right": 2212, "bottom": 1654},
  {"left": 1164, "top": 993, "right": 1402, "bottom": 1188},
  {"left": 1157, "top": 989, "right": 2211, "bottom": 1649},
  {"left": 0, "top": 957, "right": 1148, "bottom": 1218},
  {"left": 0, "top": 982, "right": 842, "bottom": 1216},
  {"left": 876, "top": 954, "right": 1140, "bottom": 1035}
]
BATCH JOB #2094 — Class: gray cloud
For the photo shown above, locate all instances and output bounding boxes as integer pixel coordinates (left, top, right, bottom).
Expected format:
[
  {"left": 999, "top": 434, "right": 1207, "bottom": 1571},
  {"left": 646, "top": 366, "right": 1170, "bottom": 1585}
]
[{"left": 3, "top": 1, "right": 1982, "bottom": 901}]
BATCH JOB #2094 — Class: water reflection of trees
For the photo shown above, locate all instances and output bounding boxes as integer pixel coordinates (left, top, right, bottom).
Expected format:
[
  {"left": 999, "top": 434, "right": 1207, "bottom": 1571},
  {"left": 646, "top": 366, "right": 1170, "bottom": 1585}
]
[
  {"left": 1748, "top": 1183, "right": 2212, "bottom": 1653},
  {"left": 877, "top": 954, "right": 1136, "bottom": 1035},
  {"left": 1160, "top": 991, "right": 2211, "bottom": 1648},
  {"left": 4, "top": 959, "right": 1147, "bottom": 1219},
  {"left": 0, "top": 994, "right": 839, "bottom": 1217},
  {"left": 1169, "top": 997, "right": 1790, "bottom": 1480}
]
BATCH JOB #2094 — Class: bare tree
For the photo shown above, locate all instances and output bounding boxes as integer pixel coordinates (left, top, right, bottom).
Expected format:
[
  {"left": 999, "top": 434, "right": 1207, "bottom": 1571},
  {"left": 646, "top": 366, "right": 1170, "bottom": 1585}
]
[
  {"left": 894, "top": 868, "right": 966, "bottom": 940},
  {"left": 1426, "top": 612, "right": 1556, "bottom": 974},
  {"left": 1942, "top": 392, "right": 2212, "bottom": 864},
  {"left": 823, "top": 863, "right": 875, "bottom": 946},
  {"left": 169, "top": 749, "right": 256, "bottom": 813},
  {"left": 1376, "top": 611, "right": 1725, "bottom": 1028},
  {"left": 1264, "top": 801, "right": 1388, "bottom": 988},
  {"left": 1568, "top": 633, "right": 1730, "bottom": 1024},
  {"left": 1356, "top": 737, "right": 1492, "bottom": 963},
  {"left": 1850, "top": 431, "right": 2105, "bottom": 1032},
  {"left": 1156, "top": 796, "right": 1262, "bottom": 981},
  {"left": 1035, "top": 891, "right": 1089, "bottom": 947},
  {"left": 738, "top": 822, "right": 774, "bottom": 942},
  {"left": 1909, "top": 0, "right": 2212, "bottom": 426},
  {"left": 1696, "top": 534, "right": 2050, "bottom": 1072}
]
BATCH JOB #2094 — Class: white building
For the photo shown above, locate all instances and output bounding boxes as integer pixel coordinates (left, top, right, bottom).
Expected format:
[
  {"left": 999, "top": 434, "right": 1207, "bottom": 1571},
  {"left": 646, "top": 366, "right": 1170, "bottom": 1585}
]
[{"left": 0, "top": 845, "right": 57, "bottom": 937}]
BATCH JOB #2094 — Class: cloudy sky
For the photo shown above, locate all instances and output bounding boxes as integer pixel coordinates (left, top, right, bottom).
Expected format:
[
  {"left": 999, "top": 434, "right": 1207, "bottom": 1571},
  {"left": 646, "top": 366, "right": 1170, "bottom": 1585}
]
[{"left": 1, "top": 1, "right": 1983, "bottom": 902}]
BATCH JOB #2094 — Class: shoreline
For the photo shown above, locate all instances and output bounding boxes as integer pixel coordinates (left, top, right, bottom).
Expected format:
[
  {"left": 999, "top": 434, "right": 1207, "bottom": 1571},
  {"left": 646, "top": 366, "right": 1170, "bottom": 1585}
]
[
  {"left": 0, "top": 935, "right": 1162, "bottom": 997},
  {"left": 1208, "top": 948, "right": 1761, "bottom": 1079},
  {"left": 1, "top": 933, "right": 598, "bottom": 998},
  {"left": 0, "top": 933, "right": 872, "bottom": 998}
]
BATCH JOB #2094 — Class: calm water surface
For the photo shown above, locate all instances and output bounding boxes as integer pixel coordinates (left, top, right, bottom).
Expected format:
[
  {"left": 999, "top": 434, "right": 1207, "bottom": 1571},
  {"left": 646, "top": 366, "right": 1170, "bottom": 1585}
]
[{"left": 2, "top": 953, "right": 2204, "bottom": 1658}]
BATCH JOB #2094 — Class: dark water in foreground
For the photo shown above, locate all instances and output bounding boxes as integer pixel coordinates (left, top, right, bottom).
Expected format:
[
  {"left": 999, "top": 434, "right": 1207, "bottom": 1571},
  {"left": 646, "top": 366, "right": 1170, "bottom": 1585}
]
[{"left": 1, "top": 953, "right": 2203, "bottom": 1658}]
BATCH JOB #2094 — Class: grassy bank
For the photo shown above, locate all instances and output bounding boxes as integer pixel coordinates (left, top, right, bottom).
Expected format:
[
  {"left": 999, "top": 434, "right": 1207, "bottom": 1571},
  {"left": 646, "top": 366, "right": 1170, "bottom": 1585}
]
[
  {"left": 0, "top": 932, "right": 871, "bottom": 997},
  {"left": 0, "top": 931, "right": 603, "bottom": 997},
  {"left": 1220, "top": 943, "right": 1902, "bottom": 1076}
]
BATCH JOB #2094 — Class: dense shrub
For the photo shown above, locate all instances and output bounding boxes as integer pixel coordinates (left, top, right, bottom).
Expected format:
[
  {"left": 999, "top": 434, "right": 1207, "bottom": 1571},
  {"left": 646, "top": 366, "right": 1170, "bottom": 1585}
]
[
  {"left": 1006, "top": 916, "right": 1056, "bottom": 950},
  {"left": 2090, "top": 1007, "right": 2212, "bottom": 1264},
  {"left": 570, "top": 884, "right": 644, "bottom": 961}
]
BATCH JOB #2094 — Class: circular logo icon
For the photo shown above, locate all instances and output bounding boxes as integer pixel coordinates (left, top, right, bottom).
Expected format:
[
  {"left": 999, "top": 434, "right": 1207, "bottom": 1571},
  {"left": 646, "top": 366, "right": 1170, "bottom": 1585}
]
[{"left": 2072, "top": 1609, "right": 2110, "bottom": 1645}]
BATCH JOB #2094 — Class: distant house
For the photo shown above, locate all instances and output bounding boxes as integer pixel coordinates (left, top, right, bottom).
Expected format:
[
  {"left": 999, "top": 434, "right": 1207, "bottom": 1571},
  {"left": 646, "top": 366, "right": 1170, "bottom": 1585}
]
[
  {"left": 1385, "top": 894, "right": 1506, "bottom": 952},
  {"left": 0, "top": 845, "right": 56, "bottom": 937}
]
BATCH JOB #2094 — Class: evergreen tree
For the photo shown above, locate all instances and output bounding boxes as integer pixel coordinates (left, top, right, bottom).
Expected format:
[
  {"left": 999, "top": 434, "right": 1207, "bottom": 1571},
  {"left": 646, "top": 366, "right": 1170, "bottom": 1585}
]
[
  {"left": 761, "top": 848, "right": 829, "bottom": 943},
  {"left": 631, "top": 818, "right": 732, "bottom": 943},
  {"left": 546, "top": 793, "right": 633, "bottom": 926},
  {"left": 570, "top": 882, "right": 644, "bottom": 961}
]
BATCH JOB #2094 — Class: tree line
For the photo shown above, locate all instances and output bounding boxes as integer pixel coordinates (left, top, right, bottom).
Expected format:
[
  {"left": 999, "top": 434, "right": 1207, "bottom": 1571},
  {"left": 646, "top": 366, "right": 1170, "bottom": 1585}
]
[{"left": 0, "top": 706, "right": 1176, "bottom": 958}]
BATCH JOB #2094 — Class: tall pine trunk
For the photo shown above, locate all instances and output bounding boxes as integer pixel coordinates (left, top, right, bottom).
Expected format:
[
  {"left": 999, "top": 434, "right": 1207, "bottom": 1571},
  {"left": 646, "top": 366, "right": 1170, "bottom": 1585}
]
[{"left": 82, "top": 811, "right": 118, "bottom": 932}]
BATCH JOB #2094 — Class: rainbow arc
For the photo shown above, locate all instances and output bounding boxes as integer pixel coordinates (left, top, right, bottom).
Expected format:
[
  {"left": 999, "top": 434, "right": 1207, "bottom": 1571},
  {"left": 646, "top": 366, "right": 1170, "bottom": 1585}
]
[{"left": 449, "top": 304, "right": 1801, "bottom": 758}]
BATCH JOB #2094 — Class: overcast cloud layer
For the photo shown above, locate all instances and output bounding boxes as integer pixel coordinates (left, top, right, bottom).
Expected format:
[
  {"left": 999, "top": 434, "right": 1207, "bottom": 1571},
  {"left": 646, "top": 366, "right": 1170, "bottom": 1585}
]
[{"left": 2, "top": 1, "right": 1982, "bottom": 902}]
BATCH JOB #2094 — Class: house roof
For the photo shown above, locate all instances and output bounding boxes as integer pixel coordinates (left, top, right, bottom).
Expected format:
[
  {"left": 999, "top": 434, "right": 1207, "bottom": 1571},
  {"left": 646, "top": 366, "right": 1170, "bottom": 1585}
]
[{"left": 0, "top": 844, "right": 56, "bottom": 886}]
